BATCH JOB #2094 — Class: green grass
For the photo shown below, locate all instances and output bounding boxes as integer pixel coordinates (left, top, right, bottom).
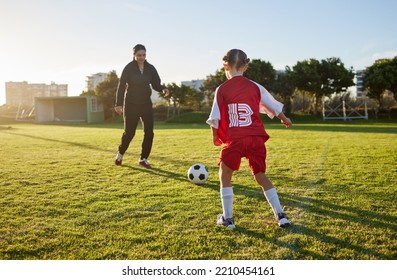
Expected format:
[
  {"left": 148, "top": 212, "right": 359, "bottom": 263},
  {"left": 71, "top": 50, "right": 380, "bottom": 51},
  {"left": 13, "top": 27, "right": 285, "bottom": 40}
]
[{"left": 0, "top": 120, "right": 396, "bottom": 260}]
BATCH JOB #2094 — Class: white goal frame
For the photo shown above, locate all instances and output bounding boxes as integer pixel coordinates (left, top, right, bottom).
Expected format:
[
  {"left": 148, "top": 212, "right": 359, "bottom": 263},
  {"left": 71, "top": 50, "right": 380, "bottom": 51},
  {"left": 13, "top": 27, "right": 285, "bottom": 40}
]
[{"left": 322, "top": 96, "right": 368, "bottom": 120}]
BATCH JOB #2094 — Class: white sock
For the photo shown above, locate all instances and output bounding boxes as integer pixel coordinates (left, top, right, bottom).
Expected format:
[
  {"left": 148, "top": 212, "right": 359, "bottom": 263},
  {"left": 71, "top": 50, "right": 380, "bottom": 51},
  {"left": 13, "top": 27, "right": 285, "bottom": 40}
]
[
  {"left": 221, "top": 187, "right": 234, "bottom": 219},
  {"left": 264, "top": 188, "right": 283, "bottom": 217}
]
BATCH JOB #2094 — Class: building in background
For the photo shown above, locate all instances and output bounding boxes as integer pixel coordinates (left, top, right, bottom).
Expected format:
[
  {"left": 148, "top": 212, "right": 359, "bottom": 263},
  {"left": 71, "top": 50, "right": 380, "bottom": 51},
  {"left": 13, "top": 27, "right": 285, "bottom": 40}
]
[
  {"left": 86, "top": 73, "right": 108, "bottom": 91},
  {"left": 181, "top": 79, "right": 204, "bottom": 91},
  {"left": 5, "top": 81, "right": 67, "bottom": 107},
  {"left": 355, "top": 70, "right": 365, "bottom": 97}
]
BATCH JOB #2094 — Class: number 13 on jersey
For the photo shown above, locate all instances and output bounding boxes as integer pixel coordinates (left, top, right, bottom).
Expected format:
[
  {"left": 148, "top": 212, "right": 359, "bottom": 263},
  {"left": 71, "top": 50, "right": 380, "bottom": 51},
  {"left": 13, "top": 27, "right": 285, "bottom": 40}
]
[{"left": 228, "top": 103, "right": 253, "bottom": 127}]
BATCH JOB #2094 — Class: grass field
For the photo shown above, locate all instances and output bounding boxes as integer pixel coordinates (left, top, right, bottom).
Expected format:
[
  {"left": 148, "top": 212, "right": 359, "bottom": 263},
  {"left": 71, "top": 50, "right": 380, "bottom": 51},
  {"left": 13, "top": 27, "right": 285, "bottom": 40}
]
[{"left": 0, "top": 119, "right": 396, "bottom": 260}]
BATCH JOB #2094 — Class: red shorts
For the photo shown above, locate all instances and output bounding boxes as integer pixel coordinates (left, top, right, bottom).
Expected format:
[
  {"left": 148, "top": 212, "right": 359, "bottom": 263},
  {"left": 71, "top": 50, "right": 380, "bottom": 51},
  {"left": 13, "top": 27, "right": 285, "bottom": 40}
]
[{"left": 219, "top": 136, "right": 267, "bottom": 175}]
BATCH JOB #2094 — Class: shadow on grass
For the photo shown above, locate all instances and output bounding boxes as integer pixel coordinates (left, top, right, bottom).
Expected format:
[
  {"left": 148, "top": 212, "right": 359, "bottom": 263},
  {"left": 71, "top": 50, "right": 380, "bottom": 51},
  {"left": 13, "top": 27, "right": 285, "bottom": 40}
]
[
  {"left": 266, "top": 122, "right": 397, "bottom": 134},
  {"left": 23, "top": 121, "right": 207, "bottom": 130},
  {"left": 235, "top": 193, "right": 396, "bottom": 259},
  {"left": 0, "top": 125, "right": 15, "bottom": 130},
  {"left": 236, "top": 222, "right": 391, "bottom": 259},
  {"left": 234, "top": 226, "right": 326, "bottom": 259},
  {"left": 57, "top": 121, "right": 397, "bottom": 134},
  {"left": 282, "top": 193, "right": 397, "bottom": 232},
  {"left": 206, "top": 188, "right": 396, "bottom": 259},
  {"left": 122, "top": 164, "right": 221, "bottom": 193},
  {"left": 4, "top": 119, "right": 397, "bottom": 134},
  {"left": 114, "top": 167, "right": 395, "bottom": 259},
  {"left": 123, "top": 165, "right": 186, "bottom": 182},
  {"left": 2, "top": 131, "right": 113, "bottom": 153}
]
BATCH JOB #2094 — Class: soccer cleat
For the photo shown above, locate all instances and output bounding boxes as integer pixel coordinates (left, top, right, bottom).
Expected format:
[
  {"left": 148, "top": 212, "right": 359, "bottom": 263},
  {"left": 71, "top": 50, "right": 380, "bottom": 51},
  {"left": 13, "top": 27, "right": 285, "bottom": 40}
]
[
  {"left": 216, "top": 214, "right": 236, "bottom": 229},
  {"left": 139, "top": 158, "right": 152, "bottom": 169},
  {"left": 276, "top": 212, "right": 291, "bottom": 228},
  {"left": 115, "top": 151, "right": 123, "bottom": 166}
]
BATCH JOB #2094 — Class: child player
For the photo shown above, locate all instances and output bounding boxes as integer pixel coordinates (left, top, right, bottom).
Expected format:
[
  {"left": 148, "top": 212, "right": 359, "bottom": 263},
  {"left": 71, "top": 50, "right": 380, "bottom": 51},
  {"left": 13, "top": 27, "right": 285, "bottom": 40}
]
[{"left": 206, "top": 49, "right": 292, "bottom": 229}]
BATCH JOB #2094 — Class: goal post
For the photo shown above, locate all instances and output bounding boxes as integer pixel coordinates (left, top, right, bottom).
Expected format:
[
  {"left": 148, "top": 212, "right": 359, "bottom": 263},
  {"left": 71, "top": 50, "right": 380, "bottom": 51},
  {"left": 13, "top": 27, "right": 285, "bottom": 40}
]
[{"left": 322, "top": 96, "right": 368, "bottom": 121}]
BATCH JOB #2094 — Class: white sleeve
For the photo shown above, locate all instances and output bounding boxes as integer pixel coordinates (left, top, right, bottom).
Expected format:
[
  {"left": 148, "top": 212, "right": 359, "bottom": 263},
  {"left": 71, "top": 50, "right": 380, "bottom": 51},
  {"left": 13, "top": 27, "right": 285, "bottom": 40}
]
[
  {"left": 206, "top": 88, "right": 220, "bottom": 128},
  {"left": 253, "top": 81, "right": 284, "bottom": 119}
]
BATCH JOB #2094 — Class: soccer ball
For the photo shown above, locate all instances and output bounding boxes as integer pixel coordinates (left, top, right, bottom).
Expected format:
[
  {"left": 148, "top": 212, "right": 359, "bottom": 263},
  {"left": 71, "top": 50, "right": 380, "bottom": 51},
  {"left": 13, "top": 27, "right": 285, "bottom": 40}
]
[{"left": 187, "top": 163, "right": 209, "bottom": 185}]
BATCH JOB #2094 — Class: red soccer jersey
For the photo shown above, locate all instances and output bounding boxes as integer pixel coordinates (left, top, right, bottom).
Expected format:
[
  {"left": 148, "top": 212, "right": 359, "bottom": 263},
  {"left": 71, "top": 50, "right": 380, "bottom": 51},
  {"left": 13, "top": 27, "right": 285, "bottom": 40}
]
[{"left": 207, "top": 75, "right": 283, "bottom": 143}]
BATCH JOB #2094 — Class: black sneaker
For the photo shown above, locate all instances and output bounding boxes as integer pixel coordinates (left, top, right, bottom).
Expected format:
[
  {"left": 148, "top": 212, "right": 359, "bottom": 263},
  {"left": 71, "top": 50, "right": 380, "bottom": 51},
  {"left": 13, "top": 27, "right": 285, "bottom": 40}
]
[
  {"left": 276, "top": 213, "right": 291, "bottom": 228},
  {"left": 216, "top": 214, "right": 236, "bottom": 229}
]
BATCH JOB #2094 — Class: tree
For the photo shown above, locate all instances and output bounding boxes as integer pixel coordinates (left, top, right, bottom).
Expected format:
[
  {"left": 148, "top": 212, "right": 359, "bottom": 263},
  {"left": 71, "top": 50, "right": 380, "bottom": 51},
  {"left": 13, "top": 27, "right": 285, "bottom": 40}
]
[
  {"left": 80, "top": 89, "right": 95, "bottom": 96},
  {"left": 95, "top": 71, "right": 119, "bottom": 119},
  {"left": 272, "top": 70, "right": 295, "bottom": 115},
  {"left": 287, "top": 57, "right": 355, "bottom": 114},
  {"left": 185, "top": 87, "right": 205, "bottom": 111},
  {"left": 160, "top": 83, "right": 200, "bottom": 117},
  {"left": 201, "top": 68, "right": 227, "bottom": 106},
  {"left": 160, "top": 83, "right": 182, "bottom": 109},
  {"left": 363, "top": 56, "right": 397, "bottom": 107},
  {"left": 391, "top": 56, "right": 397, "bottom": 95},
  {"left": 244, "top": 59, "right": 276, "bottom": 90},
  {"left": 286, "top": 59, "right": 321, "bottom": 114},
  {"left": 201, "top": 59, "right": 277, "bottom": 107},
  {"left": 320, "top": 58, "right": 355, "bottom": 94}
]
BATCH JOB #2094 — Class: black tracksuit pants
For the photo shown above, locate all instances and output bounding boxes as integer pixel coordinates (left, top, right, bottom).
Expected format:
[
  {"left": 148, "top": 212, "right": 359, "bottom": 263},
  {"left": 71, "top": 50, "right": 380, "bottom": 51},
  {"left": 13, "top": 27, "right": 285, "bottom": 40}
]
[{"left": 118, "top": 102, "right": 154, "bottom": 159}]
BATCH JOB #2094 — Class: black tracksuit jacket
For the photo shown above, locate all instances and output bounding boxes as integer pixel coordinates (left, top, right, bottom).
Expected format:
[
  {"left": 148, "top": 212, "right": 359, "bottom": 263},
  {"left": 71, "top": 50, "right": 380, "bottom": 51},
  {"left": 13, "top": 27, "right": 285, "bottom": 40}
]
[{"left": 115, "top": 60, "right": 166, "bottom": 106}]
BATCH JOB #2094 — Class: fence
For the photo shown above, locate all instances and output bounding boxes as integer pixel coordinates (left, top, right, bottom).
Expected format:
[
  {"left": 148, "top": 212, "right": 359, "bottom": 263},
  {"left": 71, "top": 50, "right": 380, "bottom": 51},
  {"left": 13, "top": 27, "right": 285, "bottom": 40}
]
[{"left": 322, "top": 97, "right": 368, "bottom": 120}]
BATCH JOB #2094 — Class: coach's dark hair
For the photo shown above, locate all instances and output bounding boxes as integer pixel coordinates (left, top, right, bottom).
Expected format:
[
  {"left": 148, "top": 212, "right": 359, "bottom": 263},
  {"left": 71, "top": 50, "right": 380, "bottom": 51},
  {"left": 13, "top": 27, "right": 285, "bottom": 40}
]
[
  {"left": 223, "top": 49, "right": 250, "bottom": 70},
  {"left": 133, "top": 44, "right": 146, "bottom": 55}
]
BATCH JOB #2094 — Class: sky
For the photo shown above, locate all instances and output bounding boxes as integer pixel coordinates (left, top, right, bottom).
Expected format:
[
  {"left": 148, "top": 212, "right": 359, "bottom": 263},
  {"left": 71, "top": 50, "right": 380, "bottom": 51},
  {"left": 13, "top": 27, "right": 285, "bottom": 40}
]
[{"left": 1, "top": 0, "right": 397, "bottom": 105}]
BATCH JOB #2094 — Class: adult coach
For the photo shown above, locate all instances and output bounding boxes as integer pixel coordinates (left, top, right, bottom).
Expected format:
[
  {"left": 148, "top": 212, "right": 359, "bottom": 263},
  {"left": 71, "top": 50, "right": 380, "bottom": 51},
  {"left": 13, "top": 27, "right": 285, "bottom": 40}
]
[{"left": 114, "top": 44, "right": 169, "bottom": 168}]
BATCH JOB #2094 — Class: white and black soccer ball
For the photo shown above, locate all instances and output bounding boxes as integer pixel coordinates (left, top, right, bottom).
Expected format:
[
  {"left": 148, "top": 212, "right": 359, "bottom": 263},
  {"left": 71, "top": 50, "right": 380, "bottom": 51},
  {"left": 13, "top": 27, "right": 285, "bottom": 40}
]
[{"left": 187, "top": 163, "right": 209, "bottom": 185}]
